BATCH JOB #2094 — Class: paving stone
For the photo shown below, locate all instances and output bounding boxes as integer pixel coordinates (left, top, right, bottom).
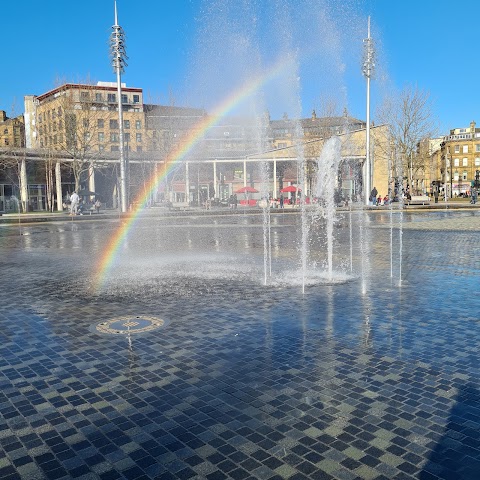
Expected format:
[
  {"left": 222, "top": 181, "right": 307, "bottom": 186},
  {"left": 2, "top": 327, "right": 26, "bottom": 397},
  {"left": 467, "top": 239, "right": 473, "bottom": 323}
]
[{"left": 0, "top": 211, "right": 479, "bottom": 479}]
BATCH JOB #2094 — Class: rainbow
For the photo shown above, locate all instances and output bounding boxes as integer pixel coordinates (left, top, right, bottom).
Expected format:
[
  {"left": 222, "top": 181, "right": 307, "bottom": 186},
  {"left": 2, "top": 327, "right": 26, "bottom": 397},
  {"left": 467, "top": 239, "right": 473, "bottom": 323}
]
[{"left": 93, "top": 57, "right": 293, "bottom": 291}]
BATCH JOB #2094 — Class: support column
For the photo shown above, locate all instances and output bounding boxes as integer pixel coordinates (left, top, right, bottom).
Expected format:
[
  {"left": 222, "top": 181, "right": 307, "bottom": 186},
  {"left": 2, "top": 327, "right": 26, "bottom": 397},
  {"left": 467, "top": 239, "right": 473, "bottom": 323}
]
[
  {"left": 273, "top": 159, "right": 277, "bottom": 197},
  {"left": 213, "top": 161, "right": 217, "bottom": 200},
  {"left": 55, "top": 161, "right": 63, "bottom": 212},
  {"left": 243, "top": 159, "right": 247, "bottom": 187},
  {"left": 20, "top": 158, "right": 28, "bottom": 213},
  {"left": 89, "top": 163, "right": 96, "bottom": 199},
  {"left": 185, "top": 162, "right": 190, "bottom": 204}
]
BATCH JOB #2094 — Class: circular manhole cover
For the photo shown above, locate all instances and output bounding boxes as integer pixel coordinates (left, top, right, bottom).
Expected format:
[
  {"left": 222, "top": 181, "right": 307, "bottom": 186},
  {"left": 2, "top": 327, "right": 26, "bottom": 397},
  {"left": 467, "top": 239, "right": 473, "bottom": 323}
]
[{"left": 94, "top": 315, "right": 166, "bottom": 335}]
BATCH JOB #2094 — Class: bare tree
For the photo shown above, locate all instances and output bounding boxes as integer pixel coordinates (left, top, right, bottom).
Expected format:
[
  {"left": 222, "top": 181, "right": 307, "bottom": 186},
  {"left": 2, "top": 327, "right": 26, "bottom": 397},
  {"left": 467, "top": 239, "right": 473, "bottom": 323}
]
[
  {"left": 376, "top": 85, "right": 438, "bottom": 195},
  {"left": 0, "top": 148, "right": 29, "bottom": 212},
  {"left": 56, "top": 85, "right": 104, "bottom": 192}
]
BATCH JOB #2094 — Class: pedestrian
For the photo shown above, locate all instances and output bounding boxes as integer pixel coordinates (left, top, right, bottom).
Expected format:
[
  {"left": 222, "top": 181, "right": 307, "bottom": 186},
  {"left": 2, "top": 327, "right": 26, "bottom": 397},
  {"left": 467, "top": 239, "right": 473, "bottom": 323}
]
[
  {"left": 370, "top": 187, "right": 378, "bottom": 205},
  {"left": 471, "top": 189, "right": 478, "bottom": 205},
  {"left": 95, "top": 199, "right": 101, "bottom": 213},
  {"left": 280, "top": 194, "right": 284, "bottom": 209},
  {"left": 233, "top": 194, "right": 238, "bottom": 209},
  {"left": 70, "top": 191, "right": 79, "bottom": 215}
]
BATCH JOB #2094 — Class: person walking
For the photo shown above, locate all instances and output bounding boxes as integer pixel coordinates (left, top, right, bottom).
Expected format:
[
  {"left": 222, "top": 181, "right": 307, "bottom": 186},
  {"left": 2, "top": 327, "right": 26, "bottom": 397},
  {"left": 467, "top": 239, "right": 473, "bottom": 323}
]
[
  {"left": 471, "top": 189, "right": 478, "bottom": 205},
  {"left": 70, "top": 191, "right": 79, "bottom": 215},
  {"left": 370, "top": 187, "right": 378, "bottom": 205},
  {"left": 280, "top": 194, "right": 284, "bottom": 209}
]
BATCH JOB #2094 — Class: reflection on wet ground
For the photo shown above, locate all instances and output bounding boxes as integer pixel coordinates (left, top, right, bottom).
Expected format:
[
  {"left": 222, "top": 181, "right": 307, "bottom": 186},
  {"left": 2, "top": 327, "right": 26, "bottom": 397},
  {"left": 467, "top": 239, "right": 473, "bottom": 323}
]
[{"left": 0, "top": 210, "right": 479, "bottom": 479}]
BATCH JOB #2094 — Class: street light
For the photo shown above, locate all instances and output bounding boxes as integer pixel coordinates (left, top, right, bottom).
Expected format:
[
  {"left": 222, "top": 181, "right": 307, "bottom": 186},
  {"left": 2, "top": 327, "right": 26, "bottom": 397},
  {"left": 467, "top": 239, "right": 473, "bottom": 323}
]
[
  {"left": 110, "top": 1, "right": 128, "bottom": 212},
  {"left": 362, "top": 16, "right": 375, "bottom": 206},
  {"left": 443, "top": 143, "right": 448, "bottom": 202}
]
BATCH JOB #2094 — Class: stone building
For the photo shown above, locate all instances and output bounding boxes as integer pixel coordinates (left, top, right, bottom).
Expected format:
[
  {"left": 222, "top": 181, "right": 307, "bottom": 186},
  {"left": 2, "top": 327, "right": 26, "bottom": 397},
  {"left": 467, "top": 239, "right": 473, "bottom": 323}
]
[
  {"left": 438, "top": 121, "right": 480, "bottom": 197},
  {"left": 0, "top": 80, "right": 392, "bottom": 211},
  {"left": 0, "top": 111, "right": 25, "bottom": 148}
]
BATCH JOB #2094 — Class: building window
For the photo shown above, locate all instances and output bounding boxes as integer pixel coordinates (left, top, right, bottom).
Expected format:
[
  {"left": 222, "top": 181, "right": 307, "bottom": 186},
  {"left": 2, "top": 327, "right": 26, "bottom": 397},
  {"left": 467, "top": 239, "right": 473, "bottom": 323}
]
[
  {"left": 463, "top": 145, "right": 468, "bottom": 153},
  {"left": 99, "top": 144, "right": 105, "bottom": 152},
  {"left": 136, "top": 133, "right": 142, "bottom": 142},
  {"left": 109, "top": 119, "right": 119, "bottom": 129},
  {"left": 121, "top": 94, "right": 128, "bottom": 104},
  {"left": 57, "top": 107, "right": 62, "bottom": 116},
  {"left": 463, "top": 158, "right": 468, "bottom": 166},
  {"left": 3, "top": 128, "right": 8, "bottom": 135},
  {"left": 124, "top": 133, "right": 130, "bottom": 142},
  {"left": 111, "top": 145, "right": 119, "bottom": 152},
  {"left": 137, "top": 146, "right": 142, "bottom": 152},
  {"left": 124, "top": 120, "right": 130, "bottom": 129},
  {"left": 454, "top": 145, "right": 460, "bottom": 153},
  {"left": 133, "top": 94, "right": 140, "bottom": 104},
  {"left": 97, "top": 119, "right": 104, "bottom": 128},
  {"left": 107, "top": 93, "right": 116, "bottom": 102},
  {"left": 463, "top": 171, "right": 468, "bottom": 180},
  {"left": 96, "top": 93, "right": 103, "bottom": 102},
  {"left": 454, "top": 171, "right": 459, "bottom": 181},
  {"left": 110, "top": 133, "right": 119, "bottom": 142},
  {"left": 83, "top": 119, "right": 89, "bottom": 128},
  {"left": 135, "top": 120, "right": 141, "bottom": 129},
  {"left": 80, "top": 91, "right": 90, "bottom": 101},
  {"left": 454, "top": 158, "right": 459, "bottom": 167},
  {"left": 475, "top": 144, "right": 480, "bottom": 152},
  {"left": 98, "top": 132, "right": 104, "bottom": 142},
  {"left": 475, "top": 157, "right": 480, "bottom": 166}
]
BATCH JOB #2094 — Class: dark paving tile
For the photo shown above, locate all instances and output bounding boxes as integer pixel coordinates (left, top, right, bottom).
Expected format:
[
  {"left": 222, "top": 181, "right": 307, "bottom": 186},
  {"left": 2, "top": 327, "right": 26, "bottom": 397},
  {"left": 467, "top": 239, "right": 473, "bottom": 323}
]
[{"left": 0, "top": 212, "right": 480, "bottom": 479}]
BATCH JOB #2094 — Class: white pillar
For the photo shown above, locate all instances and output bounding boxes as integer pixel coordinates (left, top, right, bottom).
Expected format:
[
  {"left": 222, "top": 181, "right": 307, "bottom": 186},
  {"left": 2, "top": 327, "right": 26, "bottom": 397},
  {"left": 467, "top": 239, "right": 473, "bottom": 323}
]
[
  {"left": 20, "top": 158, "right": 28, "bottom": 212},
  {"left": 273, "top": 159, "right": 277, "bottom": 197},
  {"left": 185, "top": 162, "right": 190, "bottom": 203},
  {"left": 89, "top": 163, "right": 95, "bottom": 198},
  {"left": 55, "top": 161, "right": 63, "bottom": 212},
  {"left": 213, "top": 161, "right": 217, "bottom": 199},
  {"left": 243, "top": 159, "right": 247, "bottom": 187}
]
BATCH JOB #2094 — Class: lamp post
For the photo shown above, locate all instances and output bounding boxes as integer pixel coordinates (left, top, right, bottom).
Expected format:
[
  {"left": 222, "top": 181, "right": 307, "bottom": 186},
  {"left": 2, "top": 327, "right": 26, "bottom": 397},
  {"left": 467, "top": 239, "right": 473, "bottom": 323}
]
[
  {"left": 444, "top": 148, "right": 448, "bottom": 202},
  {"left": 362, "top": 16, "right": 375, "bottom": 206},
  {"left": 110, "top": 1, "right": 128, "bottom": 212}
]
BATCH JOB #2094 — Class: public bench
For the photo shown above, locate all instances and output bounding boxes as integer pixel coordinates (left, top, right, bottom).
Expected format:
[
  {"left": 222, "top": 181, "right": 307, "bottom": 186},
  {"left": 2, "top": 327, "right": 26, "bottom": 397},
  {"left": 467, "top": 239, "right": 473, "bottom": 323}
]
[{"left": 406, "top": 195, "right": 430, "bottom": 206}]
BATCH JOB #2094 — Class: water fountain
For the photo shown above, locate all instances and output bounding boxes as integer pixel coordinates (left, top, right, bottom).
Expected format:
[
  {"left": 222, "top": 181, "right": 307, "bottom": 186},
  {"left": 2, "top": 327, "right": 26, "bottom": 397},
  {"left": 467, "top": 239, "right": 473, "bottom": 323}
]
[{"left": 93, "top": 1, "right": 371, "bottom": 296}]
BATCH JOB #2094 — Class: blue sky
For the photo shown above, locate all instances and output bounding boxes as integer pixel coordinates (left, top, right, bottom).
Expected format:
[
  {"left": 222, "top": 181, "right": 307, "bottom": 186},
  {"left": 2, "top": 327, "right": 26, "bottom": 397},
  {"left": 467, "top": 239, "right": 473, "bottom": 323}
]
[{"left": 1, "top": 0, "right": 478, "bottom": 134}]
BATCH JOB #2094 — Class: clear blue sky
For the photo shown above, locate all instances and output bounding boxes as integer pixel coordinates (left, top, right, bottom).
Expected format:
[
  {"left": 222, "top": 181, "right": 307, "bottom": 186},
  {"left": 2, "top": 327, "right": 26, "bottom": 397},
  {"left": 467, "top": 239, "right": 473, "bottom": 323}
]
[{"left": 1, "top": 0, "right": 477, "bottom": 134}]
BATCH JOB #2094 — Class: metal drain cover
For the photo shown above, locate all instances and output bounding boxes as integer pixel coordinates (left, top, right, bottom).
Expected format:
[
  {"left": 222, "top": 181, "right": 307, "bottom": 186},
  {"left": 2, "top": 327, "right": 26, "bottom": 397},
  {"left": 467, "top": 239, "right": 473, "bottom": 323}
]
[{"left": 95, "top": 315, "right": 166, "bottom": 335}]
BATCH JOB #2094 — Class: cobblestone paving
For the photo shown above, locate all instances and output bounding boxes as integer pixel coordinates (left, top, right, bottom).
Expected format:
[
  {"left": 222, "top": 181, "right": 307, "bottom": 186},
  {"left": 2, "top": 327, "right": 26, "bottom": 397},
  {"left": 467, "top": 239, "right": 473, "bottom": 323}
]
[{"left": 0, "top": 210, "right": 479, "bottom": 480}]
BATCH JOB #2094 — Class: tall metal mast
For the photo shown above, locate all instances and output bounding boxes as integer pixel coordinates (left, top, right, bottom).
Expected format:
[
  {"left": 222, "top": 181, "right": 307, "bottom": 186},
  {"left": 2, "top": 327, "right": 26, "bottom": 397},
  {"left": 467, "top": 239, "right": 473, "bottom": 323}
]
[
  {"left": 362, "top": 16, "right": 375, "bottom": 205},
  {"left": 110, "top": 1, "right": 128, "bottom": 212}
]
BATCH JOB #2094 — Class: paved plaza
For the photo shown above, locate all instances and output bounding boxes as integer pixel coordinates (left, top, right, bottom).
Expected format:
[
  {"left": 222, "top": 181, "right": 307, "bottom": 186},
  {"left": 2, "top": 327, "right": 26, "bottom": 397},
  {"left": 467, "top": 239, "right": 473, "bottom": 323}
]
[{"left": 0, "top": 209, "right": 479, "bottom": 480}]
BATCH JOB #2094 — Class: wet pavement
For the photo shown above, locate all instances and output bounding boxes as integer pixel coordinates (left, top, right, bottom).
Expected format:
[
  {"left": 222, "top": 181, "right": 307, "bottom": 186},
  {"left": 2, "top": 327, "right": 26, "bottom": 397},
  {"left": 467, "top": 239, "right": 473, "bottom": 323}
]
[{"left": 0, "top": 209, "right": 480, "bottom": 479}]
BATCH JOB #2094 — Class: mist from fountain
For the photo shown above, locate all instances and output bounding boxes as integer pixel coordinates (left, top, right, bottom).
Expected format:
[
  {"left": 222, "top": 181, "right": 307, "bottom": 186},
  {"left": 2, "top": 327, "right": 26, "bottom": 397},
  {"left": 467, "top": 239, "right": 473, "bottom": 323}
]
[{"left": 100, "top": 1, "right": 371, "bottom": 293}]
